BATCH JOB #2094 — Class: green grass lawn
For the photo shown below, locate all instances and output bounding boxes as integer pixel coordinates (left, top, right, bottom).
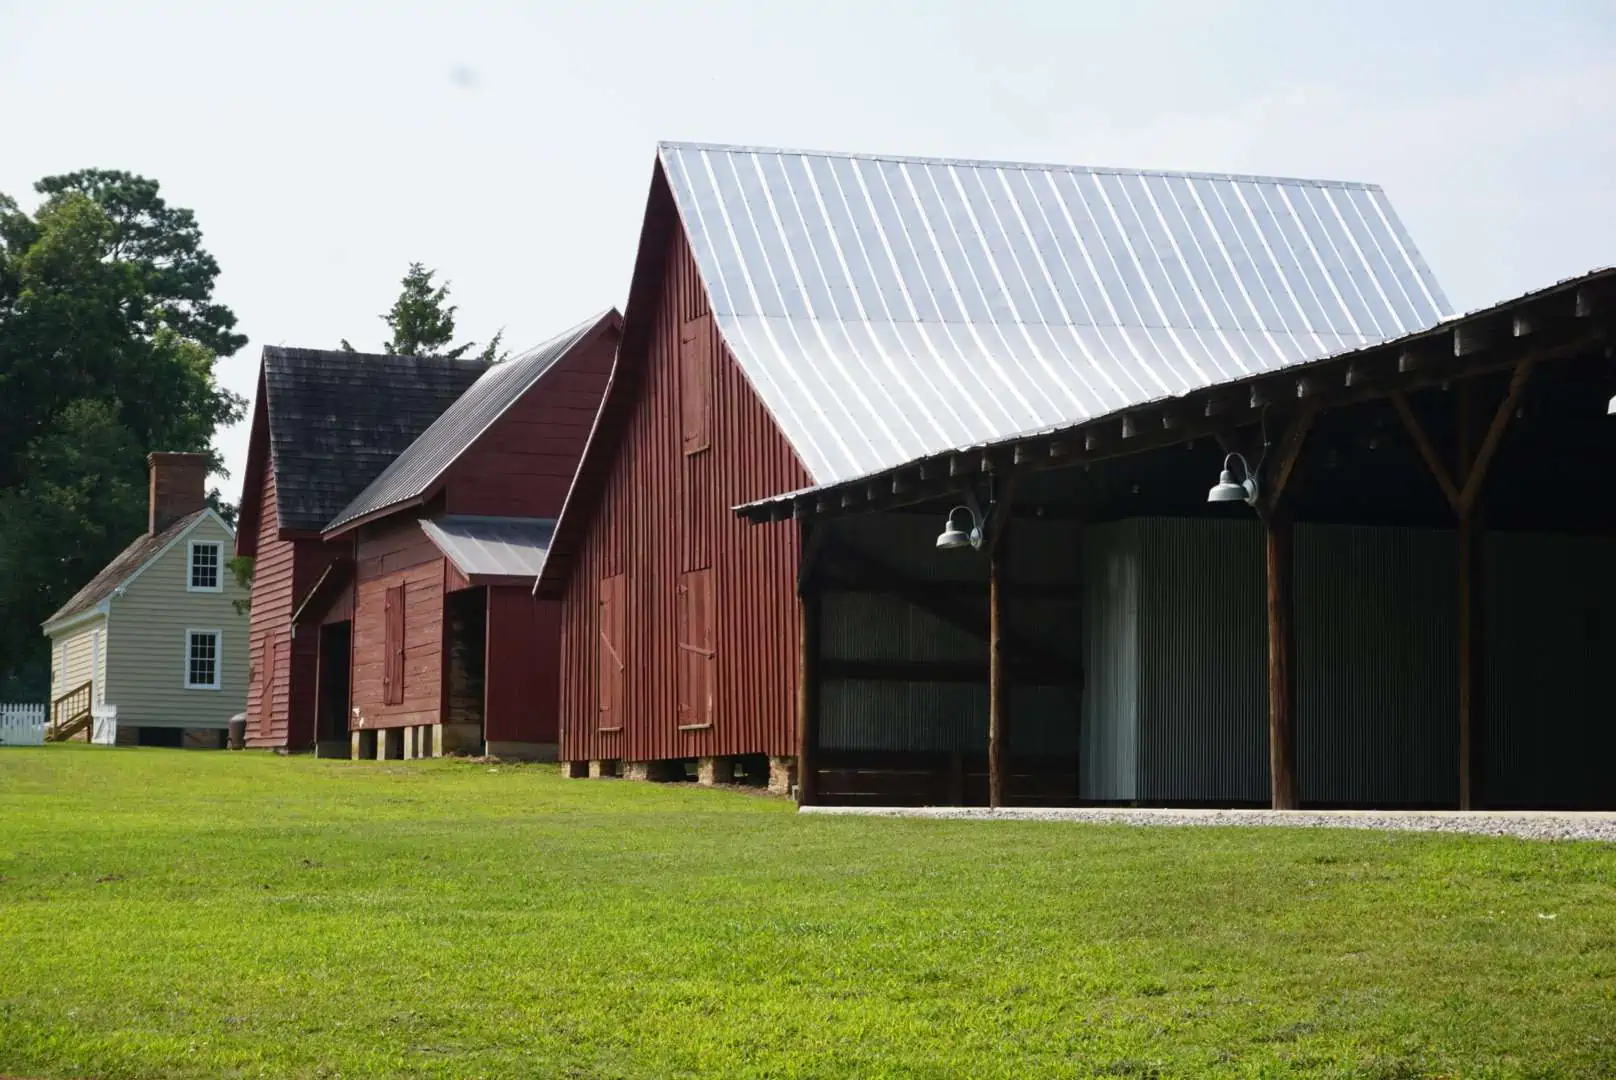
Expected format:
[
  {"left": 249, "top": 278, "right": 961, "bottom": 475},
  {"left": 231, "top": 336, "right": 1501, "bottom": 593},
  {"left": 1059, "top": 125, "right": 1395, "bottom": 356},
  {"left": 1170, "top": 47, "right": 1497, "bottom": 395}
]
[{"left": 1, "top": 747, "right": 1613, "bottom": 1079}]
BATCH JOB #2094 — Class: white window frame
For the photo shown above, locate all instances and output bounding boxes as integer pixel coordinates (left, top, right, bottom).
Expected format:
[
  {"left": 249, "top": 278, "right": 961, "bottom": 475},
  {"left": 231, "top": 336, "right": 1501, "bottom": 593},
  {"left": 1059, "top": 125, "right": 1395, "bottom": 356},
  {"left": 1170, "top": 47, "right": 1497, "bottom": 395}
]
[
  {"left": 184, "top": 629, "right": 223, "bottom": 691},
  {"left": 187, "top": 540, "right": 223, "bottom": 593}
]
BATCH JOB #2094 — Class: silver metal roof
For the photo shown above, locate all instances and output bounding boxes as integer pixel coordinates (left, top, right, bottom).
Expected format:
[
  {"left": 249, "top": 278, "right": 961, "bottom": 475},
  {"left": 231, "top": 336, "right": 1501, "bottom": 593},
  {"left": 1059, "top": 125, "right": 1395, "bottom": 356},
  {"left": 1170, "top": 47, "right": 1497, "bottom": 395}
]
[
  {"left": 660, "top": 141, "right": 1451, "bottom": 485},
  {"left": 325, "top": 310, "right": 617, "bottom": 532},
  {"left": 421, "top": 516, "right": 555, "bottom": 580}
]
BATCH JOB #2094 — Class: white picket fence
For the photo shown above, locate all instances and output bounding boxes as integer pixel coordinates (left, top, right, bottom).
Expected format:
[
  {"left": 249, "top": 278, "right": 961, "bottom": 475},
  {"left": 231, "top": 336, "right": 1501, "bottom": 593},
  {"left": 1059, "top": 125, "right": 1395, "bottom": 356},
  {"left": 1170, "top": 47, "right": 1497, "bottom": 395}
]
[
  {"left": 0, "top": 703, "right": 47, "bottom": 746},
  {"left": 91, "top": 704, "right": 119, "bottom": 745}
]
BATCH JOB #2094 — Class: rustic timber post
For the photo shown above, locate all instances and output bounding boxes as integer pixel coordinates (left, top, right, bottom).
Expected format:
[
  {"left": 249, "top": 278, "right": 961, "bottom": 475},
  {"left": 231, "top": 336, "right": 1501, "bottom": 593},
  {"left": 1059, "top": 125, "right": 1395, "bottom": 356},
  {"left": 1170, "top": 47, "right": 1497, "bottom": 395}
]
[
  {"left": 986, "top": 476, "right": 1017, "bottom": 809},
  {"left": 1264, "top": 513, "right": 1298, "bottom": 810},
  {"left": 1258, "top": 406, "right": 1315, "bottom": 811},
  {"left": 1393, "top": 362, "right": 1531, "bottom": 810},
  {"left": 987, "top": 526, "right": 1009, "bottom": 808},
  {"left": 796, "top": 521, "right": 821, "bottom": 806}
]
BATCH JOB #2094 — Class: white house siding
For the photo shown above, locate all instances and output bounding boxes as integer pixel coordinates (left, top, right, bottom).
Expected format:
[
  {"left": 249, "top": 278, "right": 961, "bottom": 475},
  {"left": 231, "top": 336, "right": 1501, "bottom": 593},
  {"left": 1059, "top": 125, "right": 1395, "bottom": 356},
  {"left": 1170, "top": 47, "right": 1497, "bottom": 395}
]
[
  {"left": 105, "top": 515, "right": 249, "bottom": 729},
  {"left": 49, "top": 617, "right": 107, "bottom": 704}
]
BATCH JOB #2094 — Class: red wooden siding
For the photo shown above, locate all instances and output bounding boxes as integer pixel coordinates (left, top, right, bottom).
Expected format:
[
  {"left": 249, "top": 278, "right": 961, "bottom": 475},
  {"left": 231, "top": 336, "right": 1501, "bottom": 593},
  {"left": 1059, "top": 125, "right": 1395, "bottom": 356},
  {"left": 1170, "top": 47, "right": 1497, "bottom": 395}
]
[
  {"left": 483, "top": 587, "right": 559, "bottom": 744},
  {"left": 352, "top": 515, "right": 445, "bottom": 730},
  {"left": 557, "top": 223, "right": 809, "bottom": 764},
  {"left": 675, "top": 569, "right": 714, "bottom": 731},
  {"left": 598, "top": 575, "right": 625, "bottom": 732},
  {"left": 443, "top": 334, "right": 615, "bottom": 520},
  {"left": 244, "top": 456, "right": 340, "bottom": 750},
  {"left": 382, "top": 585, "right": 405, "bottom": 705}
]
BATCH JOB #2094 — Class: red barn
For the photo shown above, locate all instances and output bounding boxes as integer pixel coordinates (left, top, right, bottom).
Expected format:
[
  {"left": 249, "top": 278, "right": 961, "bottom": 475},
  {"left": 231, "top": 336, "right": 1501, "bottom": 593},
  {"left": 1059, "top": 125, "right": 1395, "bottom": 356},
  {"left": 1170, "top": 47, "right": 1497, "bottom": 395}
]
[
  {"left": 320, "top": 312, "right": 618, "bottom": 759},
  {"left": 538, "top": 147, "right": 814, "bottom": 787},
  {"left": 237, "top": 348, "right": 487, "bottom": 752}
]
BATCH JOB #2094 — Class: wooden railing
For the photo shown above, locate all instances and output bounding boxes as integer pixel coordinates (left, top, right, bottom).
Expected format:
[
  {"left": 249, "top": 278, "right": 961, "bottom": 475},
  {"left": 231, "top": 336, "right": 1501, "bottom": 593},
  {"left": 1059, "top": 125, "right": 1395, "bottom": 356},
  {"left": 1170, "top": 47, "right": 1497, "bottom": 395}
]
[{"left": 49, "top": 681, "right": 93, "bottom": 742}]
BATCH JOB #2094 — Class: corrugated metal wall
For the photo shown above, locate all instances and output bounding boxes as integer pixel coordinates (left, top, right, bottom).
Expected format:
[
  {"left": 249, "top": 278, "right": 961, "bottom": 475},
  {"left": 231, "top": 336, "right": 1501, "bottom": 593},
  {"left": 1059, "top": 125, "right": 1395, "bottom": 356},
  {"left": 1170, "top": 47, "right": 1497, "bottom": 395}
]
[
  {"left": 556, "top": 224, "right": 809, "bottom": 764},
  {"left": 1294, "top": 524, "right": 1458, "bottom": 807},
  {"left": 1080, "top": 518, "right": 1266, "bottom": 803},
  {"left": 1137, "top": 518, "right": 1268, "bottom": 803},
  {"left": 1079, "top": 522, "right": 1139, "bottom": 800},
  {"left": 818, "top": 514, "right": 1082, "bottom": 757},
  {"left": 1485, "top": 532, "right": 1616, "bottom": 808}
]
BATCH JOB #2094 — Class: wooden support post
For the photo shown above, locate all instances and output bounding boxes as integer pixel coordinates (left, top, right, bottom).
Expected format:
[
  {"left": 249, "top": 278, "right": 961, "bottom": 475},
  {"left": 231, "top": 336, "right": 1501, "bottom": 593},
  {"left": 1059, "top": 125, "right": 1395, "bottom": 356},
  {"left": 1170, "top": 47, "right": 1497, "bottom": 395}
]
[
  {"left": 988, "top": 526, "right": 1010, "bottom": 809},
  {"left": 796, "top": 523, "right": 821, "bottom": 807},
  {"left": 1265, "top": 514, "right": 1298, "bottom": 810},
  {"left": 1456, "top": 383, "right": 1481, "bottom": 810}
]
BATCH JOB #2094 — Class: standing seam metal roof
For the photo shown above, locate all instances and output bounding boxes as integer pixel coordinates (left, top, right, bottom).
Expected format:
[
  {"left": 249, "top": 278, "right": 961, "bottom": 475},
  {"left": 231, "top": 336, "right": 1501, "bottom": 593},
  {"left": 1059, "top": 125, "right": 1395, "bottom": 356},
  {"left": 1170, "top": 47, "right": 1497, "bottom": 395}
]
[
  {"left": 324, "top": 310, "right": 619, "bottom": 533},
  {"left": 421, "top": 516, "right": 555, "bottom": 580},
  {"left": 658, "top": 140, "right": 1452, "bottom": 486}
]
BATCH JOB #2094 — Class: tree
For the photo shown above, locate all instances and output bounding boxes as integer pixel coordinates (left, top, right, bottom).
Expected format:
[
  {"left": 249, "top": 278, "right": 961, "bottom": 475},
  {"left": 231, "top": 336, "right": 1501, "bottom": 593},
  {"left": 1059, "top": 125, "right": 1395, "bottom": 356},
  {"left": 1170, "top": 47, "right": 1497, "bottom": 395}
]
[
  {"left": 350, "top": 262, "right": 505, "bottom": 362},
  {"left": 0, "top": 171, "right": 245, "bottom": 696}
]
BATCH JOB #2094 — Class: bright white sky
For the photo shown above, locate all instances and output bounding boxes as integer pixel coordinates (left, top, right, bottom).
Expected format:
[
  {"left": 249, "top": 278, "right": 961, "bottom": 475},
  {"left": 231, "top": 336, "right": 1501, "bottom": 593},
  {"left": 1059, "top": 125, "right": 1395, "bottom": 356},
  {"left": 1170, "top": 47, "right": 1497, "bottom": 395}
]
[{"left": 3, "top": 0, "right": 1612, "bottom": 496}]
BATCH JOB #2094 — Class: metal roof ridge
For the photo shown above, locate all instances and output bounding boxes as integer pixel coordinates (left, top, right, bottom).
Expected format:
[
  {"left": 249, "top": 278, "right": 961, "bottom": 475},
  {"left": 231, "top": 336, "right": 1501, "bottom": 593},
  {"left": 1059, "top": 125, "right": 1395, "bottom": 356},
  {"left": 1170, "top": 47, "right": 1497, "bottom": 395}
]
[{"left": 656, "top": 140, "right": 1384, "bottom": 191}]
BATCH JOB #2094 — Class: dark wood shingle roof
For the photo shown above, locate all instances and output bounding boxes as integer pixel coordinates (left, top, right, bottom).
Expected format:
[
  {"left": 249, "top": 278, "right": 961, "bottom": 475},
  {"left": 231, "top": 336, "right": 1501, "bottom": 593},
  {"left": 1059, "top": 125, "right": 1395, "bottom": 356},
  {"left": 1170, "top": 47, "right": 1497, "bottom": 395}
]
[{"left": 262, "top": 347, "right": 489, "bottom": 533}]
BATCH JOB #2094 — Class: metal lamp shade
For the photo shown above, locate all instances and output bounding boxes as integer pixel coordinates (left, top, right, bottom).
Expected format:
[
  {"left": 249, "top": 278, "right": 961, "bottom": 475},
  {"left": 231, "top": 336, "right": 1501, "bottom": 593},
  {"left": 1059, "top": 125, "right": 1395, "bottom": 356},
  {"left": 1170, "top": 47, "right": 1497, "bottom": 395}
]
[
  {"left": 936, "top": 523, "right": 973, "bottom": 549},
  {"left": 1207, "top": 469, "right": 1249, "bottom": 503}
]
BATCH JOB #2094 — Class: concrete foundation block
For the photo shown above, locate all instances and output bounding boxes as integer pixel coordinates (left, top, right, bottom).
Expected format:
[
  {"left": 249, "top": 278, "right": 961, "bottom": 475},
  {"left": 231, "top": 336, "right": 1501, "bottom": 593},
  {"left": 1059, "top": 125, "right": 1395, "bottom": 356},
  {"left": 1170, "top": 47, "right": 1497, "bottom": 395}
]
[
  {"left": 352, "top": 729, "right": 377, "bottom": 760},
  {"left": 588, "top": 759, "right": 620, "bottom": 778},
  {"left": 559, "top": 760, "right": 589, "bottom": 779},
  {"left": 698, "top": 756, "right": 736, "bottom": 786},
  {"left": 768, "top": 756, "right": 797, "bottom": 797},
  {"left": 402, "top": 727, "right": 417, "bottom": 760},
  {"left": 381, "top": 728, "right": 404, "bottom": 760}
]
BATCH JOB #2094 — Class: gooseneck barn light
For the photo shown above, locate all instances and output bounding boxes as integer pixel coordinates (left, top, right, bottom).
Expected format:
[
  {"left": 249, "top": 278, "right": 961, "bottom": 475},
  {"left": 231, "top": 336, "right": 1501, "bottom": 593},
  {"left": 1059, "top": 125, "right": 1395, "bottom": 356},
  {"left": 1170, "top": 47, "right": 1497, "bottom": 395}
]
[
  {"left": 936, "top": 506, "right": 984, "bottom": 551},
  {"left": 1208, "top": 452, "right": 1260, "bottom": 507}
]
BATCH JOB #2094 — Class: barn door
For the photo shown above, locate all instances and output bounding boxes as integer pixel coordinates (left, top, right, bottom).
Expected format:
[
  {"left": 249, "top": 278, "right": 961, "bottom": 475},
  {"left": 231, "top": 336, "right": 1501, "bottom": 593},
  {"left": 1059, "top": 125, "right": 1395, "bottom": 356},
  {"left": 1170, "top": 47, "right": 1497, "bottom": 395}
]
[
  {"left": 598, "top": 575, "right": 625, "bottom": 731},
  {"left": 679, "top": 315, "right": 712, "bottom": 455},
  {"left": 383, "top": 585, "right": 406, "bottom": 706},
  {"left": 676, "top": 569, "right": 714, "bottom": 730},
  {"left": 259, "top": 633, "right": 278, "bottom": 736}
]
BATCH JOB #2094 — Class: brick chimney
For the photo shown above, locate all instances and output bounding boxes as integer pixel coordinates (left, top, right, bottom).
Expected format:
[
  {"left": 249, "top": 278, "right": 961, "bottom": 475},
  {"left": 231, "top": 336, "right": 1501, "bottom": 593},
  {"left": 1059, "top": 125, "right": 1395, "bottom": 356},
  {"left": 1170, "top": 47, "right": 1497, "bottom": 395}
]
[{"left": 148, "top": 452, "right": 210, "bottom": 535}]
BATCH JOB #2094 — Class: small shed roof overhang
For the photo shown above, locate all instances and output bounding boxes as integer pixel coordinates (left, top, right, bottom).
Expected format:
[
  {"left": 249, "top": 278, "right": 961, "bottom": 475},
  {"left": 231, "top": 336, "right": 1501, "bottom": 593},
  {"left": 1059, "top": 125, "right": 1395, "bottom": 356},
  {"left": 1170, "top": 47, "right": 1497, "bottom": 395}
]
[{"left": 735, "top": 267, "right": 1616, "bottom": 526}]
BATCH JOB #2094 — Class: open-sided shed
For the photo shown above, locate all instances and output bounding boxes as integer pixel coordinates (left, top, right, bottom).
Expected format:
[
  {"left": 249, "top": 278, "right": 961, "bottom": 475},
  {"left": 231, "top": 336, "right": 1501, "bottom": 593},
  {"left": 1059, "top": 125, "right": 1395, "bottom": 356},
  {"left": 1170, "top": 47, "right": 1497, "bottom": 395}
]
[{"left": 739, "top": 269, "right": 1616, "bottom": 810}]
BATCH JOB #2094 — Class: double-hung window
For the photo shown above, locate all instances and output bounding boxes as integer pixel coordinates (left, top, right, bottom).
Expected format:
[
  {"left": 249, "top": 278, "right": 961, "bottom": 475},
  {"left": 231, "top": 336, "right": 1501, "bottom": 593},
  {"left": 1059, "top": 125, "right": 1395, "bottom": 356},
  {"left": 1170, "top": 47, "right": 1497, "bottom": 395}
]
[
  {"left": 185, "top": 630, "right": 222, "bottom": 690},
  {"left": 189, "top": 540, "right": 222, "bottom": 592}
]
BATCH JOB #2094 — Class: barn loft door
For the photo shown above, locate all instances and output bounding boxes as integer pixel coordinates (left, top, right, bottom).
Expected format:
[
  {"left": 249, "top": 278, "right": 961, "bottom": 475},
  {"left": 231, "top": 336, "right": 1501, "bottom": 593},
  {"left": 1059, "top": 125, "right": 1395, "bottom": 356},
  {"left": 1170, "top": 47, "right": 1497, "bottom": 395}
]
[
  {"left": 260, "top": 633, "right": 278, "bottom": 732},
  {"left": 383, "top": 585, "right": 406, "bottom": 706},
  {"left": 679, "top": 315, "right": 712, "bottom": 456},
  {"left": 676, "top": 569, "right": 714, "bottom": 730},
  {"left": 598, "top": 575, "right": 626, "bottom": 732}
]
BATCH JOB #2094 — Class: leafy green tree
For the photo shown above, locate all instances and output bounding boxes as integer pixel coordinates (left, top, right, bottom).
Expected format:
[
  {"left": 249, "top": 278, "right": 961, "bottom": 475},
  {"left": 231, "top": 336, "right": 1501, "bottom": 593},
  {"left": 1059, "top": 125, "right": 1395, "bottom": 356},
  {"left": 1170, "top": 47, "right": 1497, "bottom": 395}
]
[
  {"left": 349, "top": 262, "right": 505, "bottom": 362},
  {"left": 0, "top": 172, "right": 245, "bottom": 696}
]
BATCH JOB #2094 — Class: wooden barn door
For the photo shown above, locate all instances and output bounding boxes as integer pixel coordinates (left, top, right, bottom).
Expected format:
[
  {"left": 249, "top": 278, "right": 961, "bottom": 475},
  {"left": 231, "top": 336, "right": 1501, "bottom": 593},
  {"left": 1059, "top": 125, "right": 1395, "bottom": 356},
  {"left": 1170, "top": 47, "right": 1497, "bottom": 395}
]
[
  {"left": 598, "top": 575, "right": 625, "bottom": 732},
  {"left": 259, "top": 632, "right": 278, "bottom": 739},
  {"left": 676, "top": 569, "right": 714, "bottom": 731}
]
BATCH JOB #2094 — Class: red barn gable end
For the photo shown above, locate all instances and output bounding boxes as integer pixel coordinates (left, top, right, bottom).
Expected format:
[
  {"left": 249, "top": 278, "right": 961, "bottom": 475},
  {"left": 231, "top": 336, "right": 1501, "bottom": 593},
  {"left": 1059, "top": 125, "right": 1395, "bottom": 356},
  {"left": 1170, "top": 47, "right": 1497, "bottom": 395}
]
[
  {"left": 326, "top": 313, "right": 618, "bottom": 760},
  {"left": 539, "top": 167, "right": 809, "bottom": 781}
]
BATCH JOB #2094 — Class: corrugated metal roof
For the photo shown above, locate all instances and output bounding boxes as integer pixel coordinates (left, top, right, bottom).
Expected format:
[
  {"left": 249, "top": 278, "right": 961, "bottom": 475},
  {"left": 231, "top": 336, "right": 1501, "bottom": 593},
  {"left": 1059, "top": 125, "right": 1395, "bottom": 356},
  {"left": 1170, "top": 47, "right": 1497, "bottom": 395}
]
[
  {"left": 421, "top": 516, "right": 555, "bottom": 580},
  {"left": 324, "top": 310, "right": 619, "bottom": 533},
  {"left": 661, "top": 140, "right": 1451, "bottom": 486}
]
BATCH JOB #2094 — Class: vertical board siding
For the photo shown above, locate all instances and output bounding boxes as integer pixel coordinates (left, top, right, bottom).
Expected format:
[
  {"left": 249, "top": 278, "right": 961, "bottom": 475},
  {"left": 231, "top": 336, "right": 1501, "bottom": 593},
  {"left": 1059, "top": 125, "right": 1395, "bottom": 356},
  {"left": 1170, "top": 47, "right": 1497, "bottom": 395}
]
[
  {"left": 1081, "top": 522, "right": 1141, "bottom": 801},
  {"left": 1485, "top": 532, "right": 1616, "bottom": 809},
  {"left": 484, "top": 587, "right": 560, "bottom": 744},
  {"left": 105, "top": 515, "right": 250, "bottom": 729},
  {"left": 444, "top": 336, "right": 616, "bottom": 519},
  {"left": 557, "top": 225, "right": 809, "bottom": 763},
  {"left": 352, "top": 517, "right": 445, "bottom": 729},
  {"left": 1137, "top": 518, "right": 1268, "bottom": 804},
  {"left": 1294, "top": 524, "right": 1458, "bottom": 807},
  {"left": 813, "top": 514, "right": 1082, "bottom": 758}
]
